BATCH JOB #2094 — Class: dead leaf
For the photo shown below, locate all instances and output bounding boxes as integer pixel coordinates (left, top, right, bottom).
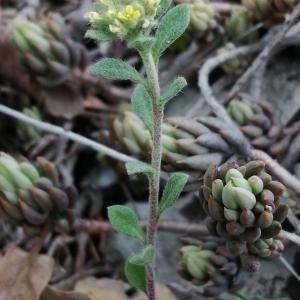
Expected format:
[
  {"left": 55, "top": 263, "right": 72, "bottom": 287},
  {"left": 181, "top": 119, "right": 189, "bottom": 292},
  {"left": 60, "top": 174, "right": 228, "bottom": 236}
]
[
  {"left": 75, "top": 278, "right": 128, "bottom": 300},
  {"left": 133, "top": 283, "right": 178, "bottom": 300},
  {"left": 74, "top": 278, "right": 178, "bottom": 300},
  {"left": 41, "top": 285, "right": 91, "bottom": 300},
  {"left": 43, "top": 85, "right": 84, "bottom": 119},
  {"left": 0, "top": 247, "right": 54, "bottom": 300}
]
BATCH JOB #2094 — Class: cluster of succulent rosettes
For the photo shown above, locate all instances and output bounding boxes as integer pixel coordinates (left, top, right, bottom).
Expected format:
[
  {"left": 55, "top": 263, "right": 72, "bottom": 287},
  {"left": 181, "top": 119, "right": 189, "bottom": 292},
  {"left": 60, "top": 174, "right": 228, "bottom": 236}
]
[
  {"left": 101, "top": 111, "right": 237, "bottom": 188},
  {"left": 225, "top": 8, "right": 258, "bottom": 44},
  {"left": 227, "top": 93, "right": 281, "bottom": 150},
  {"left": 18, "top": 106, "right": 42, "bottom": 142},
  {"left": 217, "top": 43, "right": 250, "bottom": 74},
  {"left": 179, "top": 242, "right": 244, "bottom": 297},
  {"left": 11, "top": 14, "right": 86, "bottom": 88},
  {"left": 242, "top": 0, "right": 298, "bottom": 24},
  {"left": 85, "top": 0, "right": 161, "bottom": 41},
  {"left": 188, "top": 0, "right": 218, "bottom": 41},
  {"left": 0, "top": 153, "right": 74, "bottom": 237},
  {"left": 200, "top": 160, "right": 288, "bottom": 262}
]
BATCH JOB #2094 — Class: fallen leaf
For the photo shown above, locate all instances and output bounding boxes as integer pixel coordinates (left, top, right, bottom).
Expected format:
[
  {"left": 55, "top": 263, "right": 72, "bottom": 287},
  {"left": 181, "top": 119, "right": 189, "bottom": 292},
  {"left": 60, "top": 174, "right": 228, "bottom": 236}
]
[
  {"left": 74, "top": 278, "right": 178, "bottom": 300},
  {"left": 133, "top": 283, "right": 178, "bottom": 300},
  {"left": 0, "top": 247, "right": 54, "bottom": 300},
  {"left": 75, "top": 278, "right": 128, "bottom": 300},
  {"left": 43, "top": 85, "right": 84, "bottom": 119},
  {"left": 41, "top": 285, "right": 91, "bottom": 300}
]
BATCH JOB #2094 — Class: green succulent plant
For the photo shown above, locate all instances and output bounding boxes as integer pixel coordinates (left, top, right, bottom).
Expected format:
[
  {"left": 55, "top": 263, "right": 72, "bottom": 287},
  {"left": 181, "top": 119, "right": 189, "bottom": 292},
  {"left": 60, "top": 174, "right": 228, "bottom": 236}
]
[
  {"left": 188, "top": 0, "right": 218, "bottom": 41},
  {"left": 228, "top": 93, "right": 281, "bottom": 150},
  {"left": 11, "top": 14, "right": 86, "bottom": 87},
  {"left": 101, "top": 110, "right": 238, "bottom": 189},
  {"left": 200, "top": 160, "right": 288, "bottom": 261},
  {"left": 242, "top": 0, "right": 297, "bottom": 23},
  {"left": 0, "top": 153, "right": 74, "bottom": 236},
  {"left": 179, "top": 243, "right": 244, "bottom": 297}
]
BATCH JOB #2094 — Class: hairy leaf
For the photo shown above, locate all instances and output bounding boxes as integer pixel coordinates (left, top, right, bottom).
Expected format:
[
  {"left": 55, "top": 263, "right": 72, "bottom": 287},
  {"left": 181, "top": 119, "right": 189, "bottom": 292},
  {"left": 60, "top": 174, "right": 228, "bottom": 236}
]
[
  {"left": 153, "top": 4, "right": 190, "bottom": 61},
  {"left": 157, "top": 0, "right": 172, "bottom": 17},
  {"left": 125, "top": 260, "right": 147, "bottom": 293},
  {"left": 108, "top": 205, "right": 145, "bottom": 242},
  {"left": 125, "top": 162, "right": 154, "bottom": 177},
  {"left": 129, "top": 245, "right": 155, "bottom": 266},
  {"left": 132, "top": 85, "right": 153, "bottom": 134},
  {"left": 89, "top": 58, "right": 144, "bottom": 83},
  {"left": 85, "top": 29, "right": 114, "bottom": 42},
  {"left": 160, "top": 77, "right": 187, "bottom": 107},
  {"left": 158, "top": 173, "right": 189, "bottom": 215}
]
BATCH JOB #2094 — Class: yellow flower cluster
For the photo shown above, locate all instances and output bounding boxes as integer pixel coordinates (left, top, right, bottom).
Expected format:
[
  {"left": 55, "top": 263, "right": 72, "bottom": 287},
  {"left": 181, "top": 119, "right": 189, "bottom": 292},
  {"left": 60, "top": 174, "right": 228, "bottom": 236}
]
[
  {"left": 118, "top": 5, "right": 141, "bottom": 22},
  {"left": 85, "top": 0, "right": 160, "bottom": 40}
]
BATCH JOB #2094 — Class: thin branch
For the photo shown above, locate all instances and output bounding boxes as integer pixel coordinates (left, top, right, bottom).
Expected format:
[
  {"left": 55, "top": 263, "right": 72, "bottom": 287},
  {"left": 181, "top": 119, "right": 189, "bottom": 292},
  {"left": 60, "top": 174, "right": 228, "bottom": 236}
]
[
  {"left": 279, "top": 256, "right": 300, "bottom": 283},
  {"left": 198, "top": 40, "right": 300, "bottom": 198},
  {"left": 0, "top": 104, "right": 137, "bottom": 164},
  {"left": 228, "top": 3, "right": 300, "bottom": 99}
]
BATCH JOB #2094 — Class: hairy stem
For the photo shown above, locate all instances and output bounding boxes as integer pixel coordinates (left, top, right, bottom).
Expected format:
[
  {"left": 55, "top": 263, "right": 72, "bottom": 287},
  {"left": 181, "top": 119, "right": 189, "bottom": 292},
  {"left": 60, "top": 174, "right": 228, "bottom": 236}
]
[{"left": 140, "top": 48, "right": 162, "bottom": 300}]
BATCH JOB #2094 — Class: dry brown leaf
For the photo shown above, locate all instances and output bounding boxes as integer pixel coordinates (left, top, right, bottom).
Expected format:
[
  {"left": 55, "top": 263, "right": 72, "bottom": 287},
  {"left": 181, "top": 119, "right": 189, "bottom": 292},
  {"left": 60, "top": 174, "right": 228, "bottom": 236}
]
[
  {"left": 75, "top": 278, "right": 178, "bottom": 300},
  {"left": 75, "top": 278, "right": 128, "bottom": 300},
  {"left": 0, "top": 247, "right": 54, "bottom": 300},
  {"left": 43, "top": 85, "right": 84, "bottom": 119},
  {"left": 133, "top": 283, "right": 178, "bottom": 300},
  {"left": 41, "top": 285, "right": 91, "bottom": 300}
]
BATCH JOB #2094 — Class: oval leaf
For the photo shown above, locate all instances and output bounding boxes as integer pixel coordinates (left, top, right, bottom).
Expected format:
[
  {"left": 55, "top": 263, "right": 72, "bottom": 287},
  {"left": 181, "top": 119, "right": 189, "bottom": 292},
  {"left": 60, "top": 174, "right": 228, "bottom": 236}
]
[
  {"left": 157, "top": 0, "right": 172, "bottom": 17},
  {"left": 125, "top": 260, "right": 147, "bottom": 294},
  {"left": 132, "top": 85, "right": 153, "bottom": 134},
  {"left": 153, "top": 4, "right": 190, "bottom": 61},
  {"left": 129, "top": 245, "right": 155, "bottom": 266},
  {"left": 108, "top": 205, "right": 145, "bottom": 242},
  {"left": 125, "top": 162, "right": 154, "bottom": 178},
  {"left": 160, "top": 77, "right": 187, "bottom": 107},
  {"left": 89, "top": 58, "right": 144, "bottom": 83},
  {"left": 85, "top": 29, "right": 114, "bottom": 42},
  {"left": 158, "top": 173, "right": 189, "bottom": 215}
]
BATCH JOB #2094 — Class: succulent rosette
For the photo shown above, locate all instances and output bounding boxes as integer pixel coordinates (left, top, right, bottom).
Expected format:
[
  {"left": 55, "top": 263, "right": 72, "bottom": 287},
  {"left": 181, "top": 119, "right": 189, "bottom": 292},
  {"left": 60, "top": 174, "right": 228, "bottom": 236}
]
[
  {"left": 0, "top": 153, "right": 75, "bottom": 236},
  {"left": 200, "top": 160, "right": 288, "bottom": 260},
  {"left": 228, "top": 93, "right": 281, "bottom": 150},
  {"left": 85, "top": 0, "right": 161, "bottom": 41},
  {"left": 179, "top": 242, "right": 244, "bottom": 297},
  {"left": 101, "top": 111, "right": 239, "bottom": 189},
  {"left": 242, "top": 0, "right": 298, "bottom": 23},
  {"left": 188, "top": 0, "right": 218, "bottom": 41},
  {"left": 11, "top": 14, "right": 86, "bottom": 87}
]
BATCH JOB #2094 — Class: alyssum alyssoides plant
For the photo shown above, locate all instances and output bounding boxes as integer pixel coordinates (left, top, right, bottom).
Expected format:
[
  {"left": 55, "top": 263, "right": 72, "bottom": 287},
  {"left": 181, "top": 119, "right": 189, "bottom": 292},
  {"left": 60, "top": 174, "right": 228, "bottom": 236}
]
[
  {"left": 86, "top": 1, "right": 190, "bottom": 299},
  {"left": 0, "top": 152, "right": 73, "bottom": 237},
  {"left": 200, "top": 160, "right": 288, "bottom": 266}
]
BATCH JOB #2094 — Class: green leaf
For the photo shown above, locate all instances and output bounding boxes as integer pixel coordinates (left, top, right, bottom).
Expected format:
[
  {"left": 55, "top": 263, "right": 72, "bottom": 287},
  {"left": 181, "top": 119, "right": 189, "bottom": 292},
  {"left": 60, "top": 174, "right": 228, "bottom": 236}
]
[
  {"left": 160, "top": 77, "right": 187, "bottom": 107},
  {"left": 153, "top": 4, "right": 190, "bottom": 61},
  {"left": 89, "top": 58, "right": 144, "bottom": 83},
  {"left": 129, "top": 245, "right": 155, "bottom": 266},
  {"left": 158, "top": 173, "right": 189, "bottom": 215},
  {"left": 85, "top": 29, "right": 114, "bottom": 42},
  {"left": 129, "top": 36, "right": 154, "bottom": 51},
  {"left": 132, "top": 85, "right": 153, "bottom": 134},
  {"left": 157, "top": 0, "right": 172, "bottom": 18},
  {"left": 125, "top": 162, "right": 154, "bottom": 177},
  {"left": 108, "top": 205, "right": 145, "bottom": 242},
  {"left": 125, "top": 260, "right": 147, "bottom": 293}
]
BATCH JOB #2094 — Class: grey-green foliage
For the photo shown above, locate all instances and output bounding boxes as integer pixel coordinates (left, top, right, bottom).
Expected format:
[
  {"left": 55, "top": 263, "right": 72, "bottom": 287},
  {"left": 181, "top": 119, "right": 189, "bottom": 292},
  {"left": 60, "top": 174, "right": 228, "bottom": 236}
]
[
  {"left": 160, "top": 77, "right": 187, "bottom": 107},
  {"left": 107, "top": 205, "right": 145, "bottom": 242},
  {"left": 158, "top": 173, "right": 189, "bottom": 215},
  {"left": 89, "top": 58, "right": 144, "bottom": 84},
  {"left": 152, "top": 4, "right": 190, "bottom": 61},
  {"left": 125, "top": 162, "right": 154, "bottom": 178},
  {"left": 125, "top": 260, "right": 147, "bottom": 293},
  {"left": 132, "top": 85, "right": 154, "bottom": 134}
]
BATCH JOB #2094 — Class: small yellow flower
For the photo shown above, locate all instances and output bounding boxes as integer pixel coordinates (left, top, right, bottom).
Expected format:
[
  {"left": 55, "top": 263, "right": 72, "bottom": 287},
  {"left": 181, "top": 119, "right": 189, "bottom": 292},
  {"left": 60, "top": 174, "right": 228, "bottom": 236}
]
[
  {"left": 118, "top": 5, "right": 141, "bottom": 22},
  {"left": 84, "top": 11, "right": 102, "bottom": 23}
]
